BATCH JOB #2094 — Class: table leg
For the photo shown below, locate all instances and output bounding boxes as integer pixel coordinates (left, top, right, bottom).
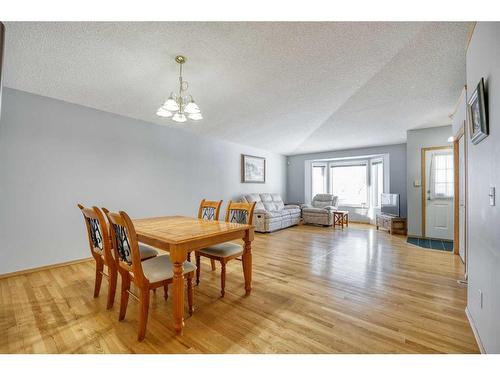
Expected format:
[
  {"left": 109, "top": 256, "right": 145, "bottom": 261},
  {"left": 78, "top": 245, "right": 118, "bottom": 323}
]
[
  {"left": 345, "top": 213, "right": 349, "bottom": 227},
  {"left": 242, "top": 229, "right": 254, "bottom": 296},
  {"left": 170, "top": 245, "right": 186, "bottom": 335}
]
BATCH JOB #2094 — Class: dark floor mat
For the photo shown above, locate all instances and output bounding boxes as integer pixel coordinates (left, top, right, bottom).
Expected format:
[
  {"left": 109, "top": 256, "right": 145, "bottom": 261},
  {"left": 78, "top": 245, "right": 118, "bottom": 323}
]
[{"left": 407, "top": 236, "right": 453, "bottom": 252}]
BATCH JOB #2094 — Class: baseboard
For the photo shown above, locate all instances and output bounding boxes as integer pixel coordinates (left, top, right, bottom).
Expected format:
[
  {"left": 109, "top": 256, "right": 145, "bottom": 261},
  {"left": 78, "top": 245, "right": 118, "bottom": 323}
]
[
  {"left": 0, "top": 257, "right": 93, "bottom": 280},
  {"left": 465, "top": 306, "right": 486, "bottom": 354},
  {"left": 349, "top": 220, "right": 372, "bottom": 225}
]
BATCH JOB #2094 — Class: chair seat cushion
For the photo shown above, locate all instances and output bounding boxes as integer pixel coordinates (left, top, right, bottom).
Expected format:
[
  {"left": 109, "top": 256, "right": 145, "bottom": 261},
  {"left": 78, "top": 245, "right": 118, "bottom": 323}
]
[
  {"left": 302, "top": 207, "right": 333, "bottom": 214},
  {"left": 197, "top": 242, "right": 243, "bottom": 258},
  {"left": 141, "top": 255, "right": 196, "bottom": 283},
  {"left": 139, "top": 244, "right": 159, "bottom": 260},
  {"left": 284, "top": 206, "right": 301, "bottom": 215}
]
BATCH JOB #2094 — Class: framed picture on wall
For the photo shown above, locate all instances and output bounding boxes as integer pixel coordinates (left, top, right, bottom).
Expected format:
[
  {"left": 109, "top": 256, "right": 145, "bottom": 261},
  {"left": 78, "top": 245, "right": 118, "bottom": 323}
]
[
  {"left": 241, "top": 154, "right": 266, "bottom": 183},
  {"left": 468, "top": 77, "right": 488, "bottom": 145}
]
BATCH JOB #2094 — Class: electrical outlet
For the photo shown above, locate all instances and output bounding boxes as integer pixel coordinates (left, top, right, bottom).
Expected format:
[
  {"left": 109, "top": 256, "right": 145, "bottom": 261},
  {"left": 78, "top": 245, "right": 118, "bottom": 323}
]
[
  {"left": 479, "top": 289, "right": 483, "bottom": 309},
  {"left": 489, "top": 187, "right": 495, "bottom": 206}
]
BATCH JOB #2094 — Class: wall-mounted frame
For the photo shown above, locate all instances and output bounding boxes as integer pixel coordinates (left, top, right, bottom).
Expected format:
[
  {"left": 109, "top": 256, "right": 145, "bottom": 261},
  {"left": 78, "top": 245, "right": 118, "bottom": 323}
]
[
  {"left": 468, "top": 78, "right": 488, "bottom": 145},
  {"left": 241, "top": 154, "right": 266, "bottom": 183}
]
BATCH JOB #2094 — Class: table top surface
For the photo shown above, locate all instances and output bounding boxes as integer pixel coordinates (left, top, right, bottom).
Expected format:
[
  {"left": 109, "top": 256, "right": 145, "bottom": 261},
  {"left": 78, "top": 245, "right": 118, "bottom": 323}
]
[{"left": 133, "top": 215, "right": 253, "bottom": 245}]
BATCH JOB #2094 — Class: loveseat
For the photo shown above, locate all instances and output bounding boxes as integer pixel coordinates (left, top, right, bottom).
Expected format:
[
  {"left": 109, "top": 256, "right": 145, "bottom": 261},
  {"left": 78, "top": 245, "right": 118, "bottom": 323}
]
[{"left": 241, "top": 193, "right": 301, "bottom": 233}]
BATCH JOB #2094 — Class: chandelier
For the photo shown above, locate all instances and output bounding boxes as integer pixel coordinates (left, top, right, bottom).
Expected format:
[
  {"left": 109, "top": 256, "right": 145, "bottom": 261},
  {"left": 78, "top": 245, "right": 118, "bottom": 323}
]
[{"left": 156, "top": 55, "right": 202, "bottom": 123}]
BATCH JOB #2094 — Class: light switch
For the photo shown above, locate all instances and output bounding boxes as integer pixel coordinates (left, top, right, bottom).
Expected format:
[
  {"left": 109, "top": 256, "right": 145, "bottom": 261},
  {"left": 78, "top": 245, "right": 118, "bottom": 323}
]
[
  {"left": 489, "top": 187, "right": 495, "bottom": 206},
  {"left": 413, "top": 180, "right": 421, "bottom": 187}
]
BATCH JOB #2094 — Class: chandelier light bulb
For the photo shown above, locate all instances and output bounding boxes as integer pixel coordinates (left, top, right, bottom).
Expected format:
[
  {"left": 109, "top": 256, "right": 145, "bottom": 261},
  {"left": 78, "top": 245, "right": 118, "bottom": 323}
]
[
  {"left": 184, "top": 97, "right": 200, "bottom": 114},
  {"left": 172, "top": 112, "right": 187, "bottom": 123},
  {"left": 156, "top": 107, "right": 173, "bottom": 118},
  {"left": 188, "top": 113, "right": 203, "bottom": 120},
  {"left": 164, "top": 94, "right": 180, "bottom": 112}
]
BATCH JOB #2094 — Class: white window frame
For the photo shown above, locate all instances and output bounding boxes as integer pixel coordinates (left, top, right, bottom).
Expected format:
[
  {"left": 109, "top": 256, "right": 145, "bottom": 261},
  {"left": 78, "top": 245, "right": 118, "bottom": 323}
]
[
  {"left": 370, "top": 157, "right": 384, "bottom": 209},
  {"left": 305, "top": 154, "right": 390, "bottom": 209}
]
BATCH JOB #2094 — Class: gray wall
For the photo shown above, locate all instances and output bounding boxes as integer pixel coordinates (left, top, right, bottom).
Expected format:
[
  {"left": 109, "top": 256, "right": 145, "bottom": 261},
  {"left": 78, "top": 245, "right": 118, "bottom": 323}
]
[
  {"left": 0, "top": 88, "right": 287, "bottom": 274},
  {"left": 452, "top": 91, "right": 467, "bottom": 136},
  {"left": 406, "top": 125, "right": 452, "bottom": 236},
  {"left": 286, "top": 143, "right": 407, "bottom": 219},
  {"left": 465, "top": 22, "right": 500, "bottom": 353}
]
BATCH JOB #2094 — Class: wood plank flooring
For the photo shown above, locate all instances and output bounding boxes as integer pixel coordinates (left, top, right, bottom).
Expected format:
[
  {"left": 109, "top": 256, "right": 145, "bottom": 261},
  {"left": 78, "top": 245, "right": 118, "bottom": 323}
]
[{"left": 0, "top": 224, "right": 479, "bottom": 353}]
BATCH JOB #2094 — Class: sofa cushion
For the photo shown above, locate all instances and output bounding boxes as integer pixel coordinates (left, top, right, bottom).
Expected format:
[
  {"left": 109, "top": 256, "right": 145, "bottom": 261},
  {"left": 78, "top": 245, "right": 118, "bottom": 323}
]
[
  {"left": 260, "top": 193, "right": 285, "bottom": 211},
  {"left": 260, "top": 193, "right": 272, "bottom": 201},
  {"left": 254, "top": 210, "right": 285, "bottom": 219},
  {"left": 244, "top": 193, "right": 262, "bottom": 203},
  {"left": 284, "top": 205, "right": 301, "bottom": 215},
  {"left": 243, "top": 194, "right": 265, "bottom": 211}
]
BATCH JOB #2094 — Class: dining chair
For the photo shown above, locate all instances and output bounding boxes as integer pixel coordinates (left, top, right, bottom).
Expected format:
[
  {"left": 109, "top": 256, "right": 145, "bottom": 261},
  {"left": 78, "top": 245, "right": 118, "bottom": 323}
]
[
  {"left": 78, "top": 204, "right": 159, "bottom": 310},
  {"left": 105, "top": 209, "right": 196, "bottom": 341},
  {"left": 78, "top": 204, "right": 117, "bottom": 310},
  {"left": 197, "top": 199, "right": 223, "bottom": 221},
  {"left": 195, "top": 201, "right": 256, "bottom": 297},
  {"left": 195, "top": 199, "right": 223, "bottom": 270},
  {"left": 102, "top": 207, "right": 159, "bottom": 263}
]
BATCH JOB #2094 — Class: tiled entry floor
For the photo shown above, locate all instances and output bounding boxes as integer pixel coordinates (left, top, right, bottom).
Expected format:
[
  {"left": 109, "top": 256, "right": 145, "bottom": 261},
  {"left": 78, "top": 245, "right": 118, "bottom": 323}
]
[{"left": 407, "top": 236, "right": 454, "bottom": 252}]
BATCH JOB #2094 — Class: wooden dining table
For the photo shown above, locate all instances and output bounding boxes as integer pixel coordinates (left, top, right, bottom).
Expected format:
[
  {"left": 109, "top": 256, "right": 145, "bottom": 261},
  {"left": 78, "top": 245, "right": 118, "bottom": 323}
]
[{"left": 132, "top": 215, "right": 254, "bottom": 335}]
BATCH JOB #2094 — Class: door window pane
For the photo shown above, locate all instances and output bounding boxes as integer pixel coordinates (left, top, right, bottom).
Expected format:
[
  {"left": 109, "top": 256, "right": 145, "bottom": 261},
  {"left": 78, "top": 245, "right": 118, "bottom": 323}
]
[{"left": 431, "top": 152, "right": 454, "bottom": 198}]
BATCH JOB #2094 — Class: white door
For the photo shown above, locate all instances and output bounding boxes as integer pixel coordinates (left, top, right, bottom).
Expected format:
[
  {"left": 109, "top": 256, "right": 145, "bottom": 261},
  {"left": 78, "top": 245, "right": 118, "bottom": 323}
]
[
  {"left": 458, "top": 137, "right": 466, "bottom": 262},
  {"left": 425, "top": 148, "right": 454, "bottom": 240}
]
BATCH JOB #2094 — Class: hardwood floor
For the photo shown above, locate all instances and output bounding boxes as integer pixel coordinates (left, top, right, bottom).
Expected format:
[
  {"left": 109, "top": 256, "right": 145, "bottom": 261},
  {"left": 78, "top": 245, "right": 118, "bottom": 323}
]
[{"left": 0, "top": 224, "right": 479, "bottom": 353}]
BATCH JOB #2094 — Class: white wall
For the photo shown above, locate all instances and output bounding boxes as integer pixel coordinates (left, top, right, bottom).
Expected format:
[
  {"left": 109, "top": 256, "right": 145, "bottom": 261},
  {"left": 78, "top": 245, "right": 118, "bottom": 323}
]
[
  {"left": 406, "top": 125, "right": 452, "bottom": 236},
  {"left": 0, "top": 88, "right": 287, "bottom": 274},
  {"left": 465, "top": 22, "right": 500, "bottom": 353},
  {"left": 286, "top": 144, "right": 407, "bottom": 222}
]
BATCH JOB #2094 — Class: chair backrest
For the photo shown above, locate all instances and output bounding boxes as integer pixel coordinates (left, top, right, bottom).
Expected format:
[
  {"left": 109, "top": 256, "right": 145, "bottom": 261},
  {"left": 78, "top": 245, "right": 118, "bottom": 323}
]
[
  {"left": 312, "top": 194, "right": 338, "bottom": 208},
  {"left": 77, "top": 204, "right": 112, "bottom": 264},
  {"left": 225, "top": 201, "right": 256, "bottom": 225},
  {"left": 241, "top": 193, "right": 284, "bottom": 211},
  {"left": 104, "top": 209, "right": 145, "bottom": 280},
  {"left": 198, "top": 199, "right": 223, "bottom": 221}
]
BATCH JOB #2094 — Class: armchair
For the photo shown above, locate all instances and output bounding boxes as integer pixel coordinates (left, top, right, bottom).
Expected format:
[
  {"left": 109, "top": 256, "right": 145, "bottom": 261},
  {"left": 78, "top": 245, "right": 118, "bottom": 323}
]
[{"left": 302, "top": 194, "right": 339, "bottom": 226}]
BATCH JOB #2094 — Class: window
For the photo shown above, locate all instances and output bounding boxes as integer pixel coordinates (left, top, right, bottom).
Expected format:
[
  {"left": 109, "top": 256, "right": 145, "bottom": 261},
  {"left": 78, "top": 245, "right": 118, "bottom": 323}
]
[
  {"left": 330, "top": 162, "right": 368, "bottom": 206},
  {"left": 371, "top": 160, "right": 384, "bottom": 208},
  {"left": 430, "top": 152, "right": 454, "bottom": 199},
  {"left": 308, "top": 156, "right": 387, "bottom": 207}
]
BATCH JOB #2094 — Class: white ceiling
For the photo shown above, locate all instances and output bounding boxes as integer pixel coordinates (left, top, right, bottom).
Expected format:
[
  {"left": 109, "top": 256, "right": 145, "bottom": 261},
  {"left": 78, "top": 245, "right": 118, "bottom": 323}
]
[{"left": 3, "top": 22, "right": 471, "bottom": 155}]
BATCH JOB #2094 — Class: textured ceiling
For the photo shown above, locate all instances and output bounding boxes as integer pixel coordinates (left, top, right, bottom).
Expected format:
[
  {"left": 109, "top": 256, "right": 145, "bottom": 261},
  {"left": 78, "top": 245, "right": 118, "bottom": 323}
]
[{"left": 3, "top": 22, "right": 470, "bottom": 155}]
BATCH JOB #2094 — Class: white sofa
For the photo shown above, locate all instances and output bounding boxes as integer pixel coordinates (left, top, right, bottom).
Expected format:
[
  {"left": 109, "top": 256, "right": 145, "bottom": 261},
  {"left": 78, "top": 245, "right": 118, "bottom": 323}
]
[
  {"left": 302, "top": 194, "right": 339, "bottom": 226},
  {"left": 241, "top": 193, "right": 301, "bottom": 233}
]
